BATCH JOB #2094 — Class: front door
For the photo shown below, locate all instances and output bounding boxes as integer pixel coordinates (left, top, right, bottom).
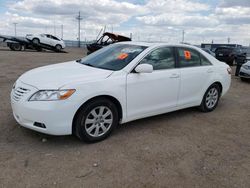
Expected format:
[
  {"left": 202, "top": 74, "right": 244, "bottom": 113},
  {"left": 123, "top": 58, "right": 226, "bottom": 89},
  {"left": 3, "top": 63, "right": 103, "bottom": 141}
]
[{"left": 126, "top": 47, "right": 180, "bottom": 120}]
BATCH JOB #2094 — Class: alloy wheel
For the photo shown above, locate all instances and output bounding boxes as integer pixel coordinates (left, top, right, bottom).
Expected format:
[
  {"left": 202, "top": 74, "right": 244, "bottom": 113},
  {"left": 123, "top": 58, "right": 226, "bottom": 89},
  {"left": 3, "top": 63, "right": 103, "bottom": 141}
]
[
  {"left": 84, "top": 106, "right": 113, "bottom": 137},
  {"left": 205, "top": 87, "right": 219, "bottom": 109}
]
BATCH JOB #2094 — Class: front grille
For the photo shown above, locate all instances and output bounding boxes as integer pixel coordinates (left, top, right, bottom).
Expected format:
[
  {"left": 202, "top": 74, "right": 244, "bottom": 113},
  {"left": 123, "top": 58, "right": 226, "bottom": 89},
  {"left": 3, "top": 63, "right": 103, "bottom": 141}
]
[{"left": 12, "top": 87, "right": 30, "bottom": 102}]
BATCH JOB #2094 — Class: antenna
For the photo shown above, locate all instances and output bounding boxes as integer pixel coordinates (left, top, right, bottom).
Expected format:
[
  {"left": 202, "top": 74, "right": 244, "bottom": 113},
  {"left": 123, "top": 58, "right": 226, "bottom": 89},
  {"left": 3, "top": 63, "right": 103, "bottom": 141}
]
[{"left": 76, "top": 11, "right": 83, "bottom": 47}]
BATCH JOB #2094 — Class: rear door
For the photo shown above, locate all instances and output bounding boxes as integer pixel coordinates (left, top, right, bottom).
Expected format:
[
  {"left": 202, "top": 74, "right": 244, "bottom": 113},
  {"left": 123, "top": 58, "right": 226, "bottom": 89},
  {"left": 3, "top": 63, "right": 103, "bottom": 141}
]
[{"left": 176, "top": 47, "right": 215, "bottom": 106}]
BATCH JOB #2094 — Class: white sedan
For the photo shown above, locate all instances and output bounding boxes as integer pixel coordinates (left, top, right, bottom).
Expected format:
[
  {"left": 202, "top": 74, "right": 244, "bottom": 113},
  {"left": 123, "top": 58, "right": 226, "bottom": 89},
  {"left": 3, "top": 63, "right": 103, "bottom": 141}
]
[
  {"left": 239, "top": 61, "right": 250, "bottom": 81},
  {"left": 26, "top": 34, "right": 66, "bottom": 51},
  {"left": 11, "top": 42, "right": 231, "bottom": 142}
]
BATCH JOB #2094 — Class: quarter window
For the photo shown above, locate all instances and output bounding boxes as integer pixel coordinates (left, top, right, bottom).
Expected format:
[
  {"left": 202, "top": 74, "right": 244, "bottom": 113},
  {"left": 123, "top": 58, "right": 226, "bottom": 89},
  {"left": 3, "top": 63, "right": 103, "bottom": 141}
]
[
  {"left": 200, "top": 54, "right": 212, "bottom": 66},
  {"left": 177, "top": 48, "right": 200, "bottom": 68},
  {"left": 140, "top": 47, "right": 175, "bottom": 70}
]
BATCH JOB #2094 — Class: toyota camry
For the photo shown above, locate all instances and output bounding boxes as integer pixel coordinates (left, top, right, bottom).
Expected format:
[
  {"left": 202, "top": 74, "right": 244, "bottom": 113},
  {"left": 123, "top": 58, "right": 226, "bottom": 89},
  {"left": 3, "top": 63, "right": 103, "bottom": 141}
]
[{"left": 11, "top": 42, "right": 231, "bottom": 142}]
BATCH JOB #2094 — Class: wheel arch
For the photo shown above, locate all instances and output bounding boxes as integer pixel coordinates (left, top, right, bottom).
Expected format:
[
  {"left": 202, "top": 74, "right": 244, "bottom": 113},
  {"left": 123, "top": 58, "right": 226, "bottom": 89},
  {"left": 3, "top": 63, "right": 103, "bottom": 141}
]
[
  {"left": 32, "top": 37, "right": 40, "bottom": 41},
  {"left": 72, "top": 95, "right": 123, "bottom": 135},
  {"left": 212, "top": 81, "right": 223, "bottom": 95}
]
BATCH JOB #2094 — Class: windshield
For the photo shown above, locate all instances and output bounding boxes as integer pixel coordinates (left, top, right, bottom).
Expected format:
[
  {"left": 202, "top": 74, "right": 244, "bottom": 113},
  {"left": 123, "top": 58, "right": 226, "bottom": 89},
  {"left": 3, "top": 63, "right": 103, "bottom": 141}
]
[{"left": 79, "top": 44, "right": 147, "bottom": 71}]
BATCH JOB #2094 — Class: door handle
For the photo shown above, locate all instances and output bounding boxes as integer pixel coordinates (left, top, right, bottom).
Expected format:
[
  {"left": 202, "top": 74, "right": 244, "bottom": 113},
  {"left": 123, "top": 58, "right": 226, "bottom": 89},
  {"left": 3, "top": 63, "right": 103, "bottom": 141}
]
[
  {"left": 207, "top": 69, "right": 214, "bottom": 73},
  {"left": 169, "top": 73, "right": 180, "bottom": 78}
]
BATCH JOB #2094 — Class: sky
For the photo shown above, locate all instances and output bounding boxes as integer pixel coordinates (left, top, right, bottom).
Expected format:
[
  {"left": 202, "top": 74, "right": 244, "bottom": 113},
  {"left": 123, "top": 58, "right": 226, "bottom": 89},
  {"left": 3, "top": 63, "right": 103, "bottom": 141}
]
[{"left": 0, "top": 0, "right": 250, "bottom": 45}]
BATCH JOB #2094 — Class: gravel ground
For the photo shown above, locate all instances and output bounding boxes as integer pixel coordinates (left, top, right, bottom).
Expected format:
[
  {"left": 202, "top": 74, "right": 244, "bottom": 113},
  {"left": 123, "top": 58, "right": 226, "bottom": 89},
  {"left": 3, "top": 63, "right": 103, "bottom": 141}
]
[{"left": 0, "top": 47, "right": 250, "bottom": 188}]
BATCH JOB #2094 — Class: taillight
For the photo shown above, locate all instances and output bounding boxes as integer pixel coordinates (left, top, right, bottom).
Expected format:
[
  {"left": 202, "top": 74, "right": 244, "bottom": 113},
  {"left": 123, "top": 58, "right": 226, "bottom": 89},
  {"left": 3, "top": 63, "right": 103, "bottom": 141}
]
[{"left": 227, "top": 67, "right": 232, "bottom": 75}]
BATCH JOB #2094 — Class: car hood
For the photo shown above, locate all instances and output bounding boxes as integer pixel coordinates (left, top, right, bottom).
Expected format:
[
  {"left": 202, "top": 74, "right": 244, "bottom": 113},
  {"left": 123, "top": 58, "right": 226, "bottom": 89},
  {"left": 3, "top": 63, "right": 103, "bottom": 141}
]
[{"left": 19, "top": 61, "right": 113, "bottom": 89}]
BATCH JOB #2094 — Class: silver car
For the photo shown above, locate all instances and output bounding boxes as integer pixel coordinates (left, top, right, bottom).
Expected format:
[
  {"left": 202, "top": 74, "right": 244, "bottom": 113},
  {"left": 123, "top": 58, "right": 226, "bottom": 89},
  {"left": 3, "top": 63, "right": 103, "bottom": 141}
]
[{"left": 239, "top": 61, "right": 250, "bottom": 81}]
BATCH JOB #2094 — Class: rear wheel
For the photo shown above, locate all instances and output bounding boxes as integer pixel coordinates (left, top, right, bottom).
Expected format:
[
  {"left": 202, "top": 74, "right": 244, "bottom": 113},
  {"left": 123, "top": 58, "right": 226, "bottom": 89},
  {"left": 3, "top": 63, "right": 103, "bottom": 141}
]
[
  {"left": 241, "top": 77, "right": 249, "bottom": 82},
  {"left": 74, "top": 98, "right": 118, "bottom": 143},
  {"left": 199, "top": 84, "right": 221, "bottom": 112},
  {"left": 9, "top": 43, "right": 22, "bottom": 51}
]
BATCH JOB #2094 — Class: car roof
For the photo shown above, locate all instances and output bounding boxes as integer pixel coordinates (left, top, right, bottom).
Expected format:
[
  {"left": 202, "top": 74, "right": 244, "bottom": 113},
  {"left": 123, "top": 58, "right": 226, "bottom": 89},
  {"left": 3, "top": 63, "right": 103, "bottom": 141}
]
[{"left": 118, "top": 41, "right": 199, "bottom": 48}]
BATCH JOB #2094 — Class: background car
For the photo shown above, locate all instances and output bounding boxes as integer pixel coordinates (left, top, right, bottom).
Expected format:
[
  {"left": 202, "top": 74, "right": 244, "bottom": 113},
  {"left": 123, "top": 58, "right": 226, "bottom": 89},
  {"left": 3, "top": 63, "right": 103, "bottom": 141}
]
[
  {"left": 11, "top": 42, "right": 231, "bottom": 142},
  {"left": 202, "top": 48, "right": 215, "bottom": 57},
  {"left": 26, "top": 34, "right": 66, "bottom": 51},
  {"left": 239, "top": 61, "right": 250, "bottom": 81},
  {"left": 215, "top": 46, "right": 246, "bottom": 65},
  {"left": 86, "top": 32, "right": 131, "bottom": 54}
]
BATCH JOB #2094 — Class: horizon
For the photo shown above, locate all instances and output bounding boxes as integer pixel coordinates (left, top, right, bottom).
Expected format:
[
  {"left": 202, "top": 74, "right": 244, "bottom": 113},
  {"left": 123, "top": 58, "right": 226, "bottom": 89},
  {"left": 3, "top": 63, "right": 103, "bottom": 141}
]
[{"left": 0, "top": 0, "right": 250, "bottom": 45}]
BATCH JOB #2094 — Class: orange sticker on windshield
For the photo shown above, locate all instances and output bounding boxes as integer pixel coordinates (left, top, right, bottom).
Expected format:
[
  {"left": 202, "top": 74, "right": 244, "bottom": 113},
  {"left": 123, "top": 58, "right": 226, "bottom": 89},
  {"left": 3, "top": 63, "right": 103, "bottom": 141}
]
[
  {"left": 184, "top": 50, "right": 191, "bottom": 60},
  {"left": 117, "top": 53, "right": 128, "bottom": 60}
]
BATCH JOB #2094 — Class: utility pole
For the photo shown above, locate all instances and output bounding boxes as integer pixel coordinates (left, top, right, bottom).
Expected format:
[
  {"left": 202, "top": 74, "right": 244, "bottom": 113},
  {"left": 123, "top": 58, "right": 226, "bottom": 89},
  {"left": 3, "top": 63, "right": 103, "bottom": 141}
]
[
  {"left": 53, "top": 19, "right": 56, "bottom": 36},
  {"left": 76, "top": 11, "right": 83, "bottom": 48},
  {"left": 227, "top": 37, "right": 230, "bottom": 44},
  {"left": 182, "top": 30, "right": 185, "bottom": 43},
  {"left": 13, "top": 23, "right": 18, "bottom": 36},
  {"left": 61, "top": 24, "right": 64, "bottom": 39}
]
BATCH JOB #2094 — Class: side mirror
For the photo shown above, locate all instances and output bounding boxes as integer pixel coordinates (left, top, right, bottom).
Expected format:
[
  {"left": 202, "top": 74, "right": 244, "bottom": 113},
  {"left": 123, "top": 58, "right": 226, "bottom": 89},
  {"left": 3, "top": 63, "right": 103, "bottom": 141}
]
[{"left": 135, "top": 64, "right": 153, "bottom": 73}]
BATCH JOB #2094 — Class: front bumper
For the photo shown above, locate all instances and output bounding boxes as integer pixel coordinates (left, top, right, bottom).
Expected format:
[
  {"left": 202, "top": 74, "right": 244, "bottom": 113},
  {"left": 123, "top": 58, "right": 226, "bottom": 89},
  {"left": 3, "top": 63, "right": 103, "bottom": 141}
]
[
  {"left": 239, "top": 67, "right": 250, "bottom": 78},
  {"left": 10, "top": 81, "right": 76, "bottom": 135}
]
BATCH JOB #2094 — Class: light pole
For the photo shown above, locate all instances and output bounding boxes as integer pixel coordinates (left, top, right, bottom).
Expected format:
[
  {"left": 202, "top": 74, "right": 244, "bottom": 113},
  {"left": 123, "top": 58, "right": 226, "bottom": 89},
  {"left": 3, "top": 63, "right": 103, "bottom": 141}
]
[
  {"left": 76, "top": 11, "right": 83, "bottom": 48},
  {"left": 61, "top": 24, "right": 64, "bottom": 39},
  {"left": 13, "top": 23, "right": 18, "bottom": 36},
  {"left": 182, "top": 30, "right": 185, "bottom": 43}
]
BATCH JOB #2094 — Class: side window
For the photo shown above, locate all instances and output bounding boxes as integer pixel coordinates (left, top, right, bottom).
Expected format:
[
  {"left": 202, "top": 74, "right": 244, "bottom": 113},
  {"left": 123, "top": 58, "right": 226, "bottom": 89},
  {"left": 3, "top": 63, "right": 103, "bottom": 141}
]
[
  {"left": 200, "top": 54, "right": 212, "bottom": 66},
  {"left": 51, "top": 36, "right": 59, "bottom": 41},
  {"left": 177, "top": 48, "right": 200, "bottom": 68},
  {"left": 140, "top": 47, "right": 175, "bottom": 70}
]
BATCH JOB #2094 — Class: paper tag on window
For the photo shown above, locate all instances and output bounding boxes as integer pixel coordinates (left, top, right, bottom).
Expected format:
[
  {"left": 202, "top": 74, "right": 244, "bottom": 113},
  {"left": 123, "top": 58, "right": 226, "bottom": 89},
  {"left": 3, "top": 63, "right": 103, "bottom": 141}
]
[
  {"left": 117, "top": 53, "right": 128, "bottom": 60},
  {"left": 184, "top": 50, "right": 191, "bottom": 60}
]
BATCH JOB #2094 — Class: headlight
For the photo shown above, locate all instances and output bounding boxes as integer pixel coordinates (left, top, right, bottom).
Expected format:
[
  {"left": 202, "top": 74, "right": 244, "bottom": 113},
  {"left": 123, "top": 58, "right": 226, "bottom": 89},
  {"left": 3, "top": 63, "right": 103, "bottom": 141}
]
[
  {"left": 242, "top": 64, "right": 250, "bottom": 70},
  {"left": 29, "top": 89, "right": 75, "bottom": 101},
  {"left": 12, "top": 82, "right": 16, "bottom": 89}
]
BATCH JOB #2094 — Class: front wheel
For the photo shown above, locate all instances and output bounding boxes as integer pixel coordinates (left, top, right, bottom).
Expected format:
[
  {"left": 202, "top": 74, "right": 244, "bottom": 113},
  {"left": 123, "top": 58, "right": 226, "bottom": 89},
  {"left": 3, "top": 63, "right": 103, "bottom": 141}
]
[
  {"left": 199, "top": 84, "right": 221, "bottom": 112},
  {"left": 32, "top": 38, "right": 40, "bottom": 45},
  {"left": 55, "top": 44, "right": 62, "bottom": 51},
  {"left": 74, "top": 98, "right": 118, "bottom": 143}
]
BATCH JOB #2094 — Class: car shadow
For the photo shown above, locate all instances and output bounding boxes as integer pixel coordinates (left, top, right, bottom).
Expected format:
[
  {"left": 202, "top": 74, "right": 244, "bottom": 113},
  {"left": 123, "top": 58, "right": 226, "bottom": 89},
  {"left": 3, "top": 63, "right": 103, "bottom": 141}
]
[{"left": 16, "top": 107, "right": 198, "bottom": 146}]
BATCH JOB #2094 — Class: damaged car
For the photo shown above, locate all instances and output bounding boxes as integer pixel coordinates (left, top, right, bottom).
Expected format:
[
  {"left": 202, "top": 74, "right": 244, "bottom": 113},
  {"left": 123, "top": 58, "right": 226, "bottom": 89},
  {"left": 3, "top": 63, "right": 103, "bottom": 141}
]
[{"left": 86, "top": 32, "right": 131, "bottom": 54}]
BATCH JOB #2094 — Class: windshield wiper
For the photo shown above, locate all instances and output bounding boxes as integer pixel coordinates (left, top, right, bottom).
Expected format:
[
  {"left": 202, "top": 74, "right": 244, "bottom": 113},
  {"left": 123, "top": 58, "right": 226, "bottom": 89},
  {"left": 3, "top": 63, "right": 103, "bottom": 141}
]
[
  {"left": 76, "top": 59, "right": 95, "bottom": 67},
  {"left": 82, "top": 62, "right": 95, "bottom": 67}
]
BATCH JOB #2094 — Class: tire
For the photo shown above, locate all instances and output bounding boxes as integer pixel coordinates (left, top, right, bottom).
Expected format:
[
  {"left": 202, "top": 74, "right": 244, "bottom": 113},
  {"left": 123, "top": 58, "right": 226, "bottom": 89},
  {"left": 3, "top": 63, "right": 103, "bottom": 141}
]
[
  {"left": 241, "top": 77, "right": 248, "bottom": 82},
  {"left": 10, "top": 43, "right": 22, "bottom": 51},
  {"left": 32, "top": 38, "right": 40, "bottom": 45},
  {"left": 55, "top": 44, "right": 62, "bottom": 51},
  {"left": 74, "top": 98, "right": 118, "bottom": 143},
  {"left": 199, "top": 84, "right": 221, "bottom": 112}
]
